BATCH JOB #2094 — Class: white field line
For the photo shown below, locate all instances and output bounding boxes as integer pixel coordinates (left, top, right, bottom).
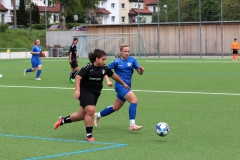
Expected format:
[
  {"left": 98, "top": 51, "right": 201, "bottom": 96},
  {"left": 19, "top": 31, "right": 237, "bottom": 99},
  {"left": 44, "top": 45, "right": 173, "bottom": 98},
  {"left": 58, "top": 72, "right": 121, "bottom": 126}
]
[
  {"left": 146, "top": 60, "right": 234, "bottom": 63},
  {"left": 0, "top": 85, "right": 239, "bottom": 96}
]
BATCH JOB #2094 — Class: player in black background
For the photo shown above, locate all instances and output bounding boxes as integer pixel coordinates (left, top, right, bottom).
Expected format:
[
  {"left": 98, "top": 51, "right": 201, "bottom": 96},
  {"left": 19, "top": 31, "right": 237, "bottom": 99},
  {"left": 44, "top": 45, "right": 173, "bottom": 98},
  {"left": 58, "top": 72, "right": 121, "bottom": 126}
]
[
  {"left": 54, "top": 49, "right": 129, "bottom": 142},
  {"left": 69, "top": 38, "right": 79, "bottom": 83}
]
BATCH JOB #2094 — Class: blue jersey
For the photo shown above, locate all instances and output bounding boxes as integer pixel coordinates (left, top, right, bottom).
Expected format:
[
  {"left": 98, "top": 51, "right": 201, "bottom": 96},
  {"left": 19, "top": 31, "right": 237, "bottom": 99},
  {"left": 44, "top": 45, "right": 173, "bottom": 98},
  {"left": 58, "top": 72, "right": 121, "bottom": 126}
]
[
  {"left": 108, "top": 56, "right": 140, "bottom": 88},
  {"left": 31, "top": 45, "right": 42, "bottom": 60}
]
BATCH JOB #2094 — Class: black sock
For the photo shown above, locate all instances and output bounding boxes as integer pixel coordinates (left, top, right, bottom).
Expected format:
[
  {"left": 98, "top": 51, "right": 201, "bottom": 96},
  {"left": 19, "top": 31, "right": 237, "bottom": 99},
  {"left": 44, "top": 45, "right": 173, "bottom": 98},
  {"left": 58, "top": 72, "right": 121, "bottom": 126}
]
[
  {"left": 69, "top": 72, "right": 72, "bottom": 80},
  {"left": 86, "top": 127, "right": 93, "bottom": 138},
  {"left": 63, "top": 116, "right": 72, "bottom": 124},
  {"left": 73, "top": 70, "right": 78, "bottom": 78}
]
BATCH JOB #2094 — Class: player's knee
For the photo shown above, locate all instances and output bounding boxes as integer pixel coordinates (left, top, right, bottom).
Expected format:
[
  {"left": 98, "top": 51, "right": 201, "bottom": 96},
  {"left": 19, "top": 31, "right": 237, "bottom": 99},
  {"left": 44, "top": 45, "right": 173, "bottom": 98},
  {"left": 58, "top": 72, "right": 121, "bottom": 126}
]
[{"left": 113, "top": 105, "right": 122, "bottom": 111}]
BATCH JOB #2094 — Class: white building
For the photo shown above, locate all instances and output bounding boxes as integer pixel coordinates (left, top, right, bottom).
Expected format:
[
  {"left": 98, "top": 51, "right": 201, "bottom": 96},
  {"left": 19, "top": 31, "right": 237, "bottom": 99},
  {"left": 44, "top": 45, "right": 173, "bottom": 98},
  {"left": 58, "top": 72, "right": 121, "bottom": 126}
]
[
  {"left": 95, "top": 0, "right": 156, "bottom": 24},
  {"left": 0, "top": 0, "right": 59, "bottom": 24}
]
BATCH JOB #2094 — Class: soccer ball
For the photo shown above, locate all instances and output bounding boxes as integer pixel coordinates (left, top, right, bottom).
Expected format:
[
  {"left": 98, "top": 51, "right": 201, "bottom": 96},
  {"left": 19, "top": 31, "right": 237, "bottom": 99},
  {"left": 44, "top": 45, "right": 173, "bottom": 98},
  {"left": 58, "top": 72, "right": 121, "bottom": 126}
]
[{"left": 156, "top": 122, "right": 170, "bottom": 137}]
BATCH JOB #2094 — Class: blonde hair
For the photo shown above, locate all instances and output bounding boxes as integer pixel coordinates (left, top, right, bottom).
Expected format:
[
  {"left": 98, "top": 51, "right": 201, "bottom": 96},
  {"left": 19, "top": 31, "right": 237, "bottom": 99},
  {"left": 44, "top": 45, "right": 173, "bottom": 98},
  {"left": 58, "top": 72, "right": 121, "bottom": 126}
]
[{"left": 119, "top": 44, "right": 129, "bottom": 51}]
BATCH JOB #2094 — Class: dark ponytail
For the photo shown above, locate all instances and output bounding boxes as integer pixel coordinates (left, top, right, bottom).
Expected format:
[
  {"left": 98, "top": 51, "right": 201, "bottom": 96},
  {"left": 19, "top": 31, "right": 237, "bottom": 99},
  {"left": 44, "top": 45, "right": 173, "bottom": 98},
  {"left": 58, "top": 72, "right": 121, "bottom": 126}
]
[{"left": 88, "top": 49, "right": 106, "bottom": 62}]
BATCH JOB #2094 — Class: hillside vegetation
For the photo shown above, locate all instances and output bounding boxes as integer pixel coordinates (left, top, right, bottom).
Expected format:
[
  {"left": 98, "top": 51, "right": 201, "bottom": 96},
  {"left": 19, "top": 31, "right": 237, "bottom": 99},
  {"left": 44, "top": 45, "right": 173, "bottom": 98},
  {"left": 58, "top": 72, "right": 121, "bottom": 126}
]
[{"left": 0, "top": 29, "right": 47, "bottom": 52}]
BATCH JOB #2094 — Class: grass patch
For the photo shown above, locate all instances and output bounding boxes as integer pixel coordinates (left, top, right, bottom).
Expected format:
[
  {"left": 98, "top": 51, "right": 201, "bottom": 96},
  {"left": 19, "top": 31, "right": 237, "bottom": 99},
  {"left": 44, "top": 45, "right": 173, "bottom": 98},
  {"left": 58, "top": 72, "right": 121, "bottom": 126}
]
[{"left": 0, "top": 57, "right": 240, "bottom": 159}]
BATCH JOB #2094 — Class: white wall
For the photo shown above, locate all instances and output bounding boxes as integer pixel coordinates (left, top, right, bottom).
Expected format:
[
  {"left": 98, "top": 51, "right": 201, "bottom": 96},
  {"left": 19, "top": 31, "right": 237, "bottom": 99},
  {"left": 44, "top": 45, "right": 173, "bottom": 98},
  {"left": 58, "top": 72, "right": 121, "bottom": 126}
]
[
  {"left": 1, "top": 0, "right": 20, "bottom": 23},
  {"left": 0, "top": 51, "right": 49, "bottom": 59}
]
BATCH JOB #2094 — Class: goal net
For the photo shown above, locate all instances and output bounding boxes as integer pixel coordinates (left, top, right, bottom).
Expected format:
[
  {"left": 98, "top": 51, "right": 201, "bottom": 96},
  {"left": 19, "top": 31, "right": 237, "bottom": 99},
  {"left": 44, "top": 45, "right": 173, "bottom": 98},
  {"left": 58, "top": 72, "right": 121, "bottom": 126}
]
[{"left": 75, "top": 33, "right": 147, "bottom": 57}]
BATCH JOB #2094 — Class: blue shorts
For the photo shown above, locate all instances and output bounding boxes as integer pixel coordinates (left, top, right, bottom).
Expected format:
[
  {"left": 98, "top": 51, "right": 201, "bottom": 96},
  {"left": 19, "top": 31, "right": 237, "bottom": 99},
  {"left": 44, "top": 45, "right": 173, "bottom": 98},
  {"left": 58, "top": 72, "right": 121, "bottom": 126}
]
[
  {"left": 115, "top": 85, "right": 131, "bottom": 103},
  {"left": 31, "top": 59, "right": 42, "bottom": 68}
]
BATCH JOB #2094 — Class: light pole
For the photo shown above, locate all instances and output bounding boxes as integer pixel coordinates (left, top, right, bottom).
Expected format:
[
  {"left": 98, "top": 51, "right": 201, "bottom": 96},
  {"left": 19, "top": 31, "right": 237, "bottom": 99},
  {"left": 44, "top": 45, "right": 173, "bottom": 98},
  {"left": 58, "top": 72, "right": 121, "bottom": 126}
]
[
  {"left": 29, "top": 0, "right": 32, "bottom": 34},
  {"left": 163, "top": 5, "right": 168, "bottom": 22},
  {"left": 44, "top": 0, "right": 47, "bottom": 30},
  {"left": 137, "top": 0, "right": 140, "bottom": 57},
  {"left": 157, "top": 0, "right": 160, "bottom": 57}
]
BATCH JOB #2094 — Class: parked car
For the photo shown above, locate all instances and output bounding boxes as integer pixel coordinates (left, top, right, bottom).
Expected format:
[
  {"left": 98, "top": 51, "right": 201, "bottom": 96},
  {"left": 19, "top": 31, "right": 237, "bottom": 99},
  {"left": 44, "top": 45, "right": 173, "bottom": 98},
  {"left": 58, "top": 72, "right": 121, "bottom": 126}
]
[
  {"left": 69, "top": 26, "right": 87, "bottom": 31},
  {"left": 47, "top": 25, "right": 67, "bottom": 30},
  {"left": 8, "top": 25, "right": 24, "bottom": 29}
]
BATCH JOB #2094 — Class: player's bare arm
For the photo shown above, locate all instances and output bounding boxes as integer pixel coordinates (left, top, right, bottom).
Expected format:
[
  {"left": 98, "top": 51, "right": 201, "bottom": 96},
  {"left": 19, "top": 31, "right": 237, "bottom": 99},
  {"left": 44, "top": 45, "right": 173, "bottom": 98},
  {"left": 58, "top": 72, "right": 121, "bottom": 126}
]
[
  {"left": 74, "top": 75, "right": 81, "bottom": 99},
  {"left": 104, "top": 75, "right": 113, "bottom": 87}
]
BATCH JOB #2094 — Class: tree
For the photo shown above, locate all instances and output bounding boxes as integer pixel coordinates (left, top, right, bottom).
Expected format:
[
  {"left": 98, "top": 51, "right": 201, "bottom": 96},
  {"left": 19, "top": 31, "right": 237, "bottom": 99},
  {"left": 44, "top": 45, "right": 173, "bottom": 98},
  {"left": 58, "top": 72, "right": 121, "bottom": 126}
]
[
  {"left": 17, "top": 0, "right": 27, "bottom": 25},
  {"left": 222, "top": 0, "right": 240, "bottom": 21},
  {"left": 51, "top": 0, "right": 80, "bottom": 30},
  {"left": 79, "top": 0, "right": 99, "bottom": 24}
]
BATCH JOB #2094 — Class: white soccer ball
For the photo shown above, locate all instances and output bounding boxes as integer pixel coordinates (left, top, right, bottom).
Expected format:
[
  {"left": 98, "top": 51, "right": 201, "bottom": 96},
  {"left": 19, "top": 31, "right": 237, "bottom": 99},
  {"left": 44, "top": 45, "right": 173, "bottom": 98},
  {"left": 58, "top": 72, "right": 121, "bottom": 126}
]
[{"left": 156, "top": 122, "right": 170, "bottom": 137}]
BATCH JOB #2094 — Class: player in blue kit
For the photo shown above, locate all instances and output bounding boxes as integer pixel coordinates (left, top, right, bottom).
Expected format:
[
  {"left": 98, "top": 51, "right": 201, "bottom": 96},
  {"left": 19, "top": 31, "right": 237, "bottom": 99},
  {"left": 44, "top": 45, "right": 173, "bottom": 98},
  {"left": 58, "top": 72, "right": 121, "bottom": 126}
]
[
  {"left": 24, "top": 39, "right": 43, "bottom": 80},
  {"left": 53, "top": 49, "right": 129, "bottom": 142},
  {"left": 94, "top": 44, "right": 144, "bottom": 131}
]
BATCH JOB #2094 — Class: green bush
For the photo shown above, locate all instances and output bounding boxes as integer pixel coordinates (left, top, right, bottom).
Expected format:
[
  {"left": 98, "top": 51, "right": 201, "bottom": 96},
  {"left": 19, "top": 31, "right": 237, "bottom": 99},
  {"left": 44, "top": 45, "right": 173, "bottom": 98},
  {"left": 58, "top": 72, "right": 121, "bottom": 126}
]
[{"left": 0, "top": 23, "right": 8, "bottom": 33}]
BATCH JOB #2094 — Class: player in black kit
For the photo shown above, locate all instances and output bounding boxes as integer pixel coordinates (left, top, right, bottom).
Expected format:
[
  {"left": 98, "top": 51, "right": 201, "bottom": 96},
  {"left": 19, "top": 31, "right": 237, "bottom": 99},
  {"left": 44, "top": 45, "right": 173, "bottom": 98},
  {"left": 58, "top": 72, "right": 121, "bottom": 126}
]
[
  {"left": 54, "top": 49, "right": 129, "bottom": 142},
  {"left": 69, "top": 38, "right": 79, "bottom": 83}
]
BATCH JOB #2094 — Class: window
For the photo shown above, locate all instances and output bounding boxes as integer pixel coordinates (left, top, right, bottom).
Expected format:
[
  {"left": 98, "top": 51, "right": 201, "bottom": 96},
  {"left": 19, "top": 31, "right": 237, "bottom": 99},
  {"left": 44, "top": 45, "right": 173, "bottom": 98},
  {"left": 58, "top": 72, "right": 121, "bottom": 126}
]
[
  {"left": 54, "top": 15, "right": 59, "bottom": 22},
  {"left": 11, "top": 0, "right": 14, "bottom": 5},
  {"left": 1, "top": 14, "right": 4, "bottom": 23},
  {"left": 111, "top": 16, "right": 115, "bottom": 22},
  {"left": 121, "top": 3, "right": 125, "bottom": 9},
  {"left": 153, "top": 6, "right": 156, "bottom": 13},
  {"left": 25, "top": 0, "right": 30, "bottom": 4},
  {"left": 101, "top": 2, "right": 103, "bottom": 6},
  {"left": 121, "top": 17, "right": 125, "bottom": 23},
  {"left": 0, "top": 0, "right": 2, "bottom": 4},
  {"left": 111, "top": 3, "right": 115, "bottom": 8}
]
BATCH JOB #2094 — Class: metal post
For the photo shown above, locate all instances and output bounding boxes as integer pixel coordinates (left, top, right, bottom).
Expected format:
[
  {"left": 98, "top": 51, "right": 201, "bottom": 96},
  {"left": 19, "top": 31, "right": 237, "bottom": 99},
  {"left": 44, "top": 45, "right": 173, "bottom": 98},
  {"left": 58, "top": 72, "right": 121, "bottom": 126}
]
[
  {"left": 178, "top": 0, "right": 181, "bottom": 58},
  {"left": 199, "top": 0, "right": 202, "bottom": 58},
  {"left": 157, "top": 0, "right": 160, "bottom": 57},
  {"left": 44, "top": 0, "right": 47, "bottom": 30},
  {"left": 221, "top": 0, "right": 223, "bottom": 58},
  {"left": 138, "top": 0, "right": 140, "bottom": 57},
  {"left": 30, "top": 1, "right": 32, "bottom": 35}
]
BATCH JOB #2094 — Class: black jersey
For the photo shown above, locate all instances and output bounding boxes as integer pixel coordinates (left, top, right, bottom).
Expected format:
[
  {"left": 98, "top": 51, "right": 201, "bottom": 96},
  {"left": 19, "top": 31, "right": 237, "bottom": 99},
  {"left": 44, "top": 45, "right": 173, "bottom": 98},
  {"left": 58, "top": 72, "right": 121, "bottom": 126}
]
[
  {"left": 78, "top": 62, "right": 114, "bottom": 93},
  {"left": 69, "top": 44, "right": 77, "bottom": 60}
]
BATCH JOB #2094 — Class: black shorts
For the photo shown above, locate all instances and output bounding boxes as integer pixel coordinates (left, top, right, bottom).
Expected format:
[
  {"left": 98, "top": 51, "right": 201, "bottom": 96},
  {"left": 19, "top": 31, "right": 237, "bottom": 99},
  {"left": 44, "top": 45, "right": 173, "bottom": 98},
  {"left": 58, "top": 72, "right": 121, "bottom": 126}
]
[
  {"left": 70, "top": 59, "right": 78, "bottom": 68},
  {"left": 233, "top": 49, "right": 238, "bottom": 54},
  {"left": 79, "top": 87, "right": 100, "bottom": 108}
]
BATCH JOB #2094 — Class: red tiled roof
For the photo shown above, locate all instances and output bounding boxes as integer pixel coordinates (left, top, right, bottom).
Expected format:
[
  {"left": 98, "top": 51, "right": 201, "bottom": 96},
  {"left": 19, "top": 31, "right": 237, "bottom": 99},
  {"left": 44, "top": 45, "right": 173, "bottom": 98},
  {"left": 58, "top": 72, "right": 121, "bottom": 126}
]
[
  {"left": 95, "top": 8, "right": 111, "bottom": 14},
  {"left": 0, "top": 5, "right": 8, "bottom": 11},
  {"left": 129, "top": 8, "right": 152, "bottom": 15},
  {"left": 129, "top": 0, "right": 144, "bottom": 2},
  {"left": 38, "top": 4, "right": 60, "bottom": 13},
  {"left": 144, "top": 0, "right": 157, "bottom": 5}
]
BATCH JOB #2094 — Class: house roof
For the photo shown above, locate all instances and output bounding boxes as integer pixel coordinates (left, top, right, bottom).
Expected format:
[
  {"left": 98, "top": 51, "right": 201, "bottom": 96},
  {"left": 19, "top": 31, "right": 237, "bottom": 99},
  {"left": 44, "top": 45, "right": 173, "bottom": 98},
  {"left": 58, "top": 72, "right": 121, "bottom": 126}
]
[
  {"left": 144, "top": 0, "right": 157, "bottom": 5},
  {"left": 0, "top": 5, "right": 8, "bottom": 11},
  {"left": 129, "top": 3, "right": 152, "bottom": 15},
  {"left": 129, "top": 8, "right": 152, "bottom": 15},
  {"left": 129, "top": 0, "right": 144, "bottom": 2},
  {"left": 95, "top": 8, "right": 111, "bottom": 14},
  {"left": 38, "top": 3, "right": 60, "bottom": 13}
]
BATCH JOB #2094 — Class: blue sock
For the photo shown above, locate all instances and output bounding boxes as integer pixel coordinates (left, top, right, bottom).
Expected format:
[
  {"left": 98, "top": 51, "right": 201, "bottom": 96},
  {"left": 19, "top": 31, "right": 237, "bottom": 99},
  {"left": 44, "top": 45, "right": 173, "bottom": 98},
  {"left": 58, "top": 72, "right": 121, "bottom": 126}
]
[
  {"left": 129, "top": 103, "right": 137, "bottom": 119},
  {"left": 36, "top": 70, "right": 41, "bottom": 78},
  {"left": 100, "top": 105, "right": 114, "bottom": 117},
  {"left": 26, "top": 68, "right": 32, "bottom": 73}
]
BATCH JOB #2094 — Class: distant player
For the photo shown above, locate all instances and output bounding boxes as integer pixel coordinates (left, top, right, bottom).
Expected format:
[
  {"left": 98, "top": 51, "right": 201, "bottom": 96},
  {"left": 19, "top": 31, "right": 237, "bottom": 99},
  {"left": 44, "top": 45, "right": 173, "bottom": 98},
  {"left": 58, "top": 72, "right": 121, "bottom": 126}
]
[
  {"left": 68, "top": 38, "right": 79, "bottom": 83},
  {"left": 24, "top": 39, "right": 42, "bottom": 80},
  {"left": 231, "top": 38, "right": 239, "bottom": 61}
]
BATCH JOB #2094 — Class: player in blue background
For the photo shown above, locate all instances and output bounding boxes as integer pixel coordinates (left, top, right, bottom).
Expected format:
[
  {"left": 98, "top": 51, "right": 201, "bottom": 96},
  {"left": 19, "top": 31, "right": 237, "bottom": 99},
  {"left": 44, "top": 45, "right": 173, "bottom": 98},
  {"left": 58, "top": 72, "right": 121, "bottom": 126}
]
[
  {"left": 24, "top": 39, "right": 42, "bottom": 80},
  {"left": 94, "top": 44, "right": 144, "bottom": 131}
]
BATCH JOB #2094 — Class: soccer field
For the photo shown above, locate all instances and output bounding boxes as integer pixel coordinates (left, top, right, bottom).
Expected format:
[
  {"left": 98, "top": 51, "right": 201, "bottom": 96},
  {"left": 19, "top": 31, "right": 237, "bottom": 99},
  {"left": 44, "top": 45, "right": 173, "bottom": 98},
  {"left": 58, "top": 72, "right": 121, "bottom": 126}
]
[{"left": 0, "top": 57, "right": 240, "bottom": 160}]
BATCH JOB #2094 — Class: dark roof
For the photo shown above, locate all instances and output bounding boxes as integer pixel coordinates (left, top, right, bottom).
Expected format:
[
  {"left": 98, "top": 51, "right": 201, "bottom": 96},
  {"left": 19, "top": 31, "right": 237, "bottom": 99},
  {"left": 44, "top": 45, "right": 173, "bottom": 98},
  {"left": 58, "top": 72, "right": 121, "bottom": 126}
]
[
  {"left": 0, "top": 5, "right": 8, "bottom": 11},
  {"left": 38, "top": 3, "right": 60, "bottom": 13},
  {"left": 95, "top": 8, "right": 111, "bottom": 14}
]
